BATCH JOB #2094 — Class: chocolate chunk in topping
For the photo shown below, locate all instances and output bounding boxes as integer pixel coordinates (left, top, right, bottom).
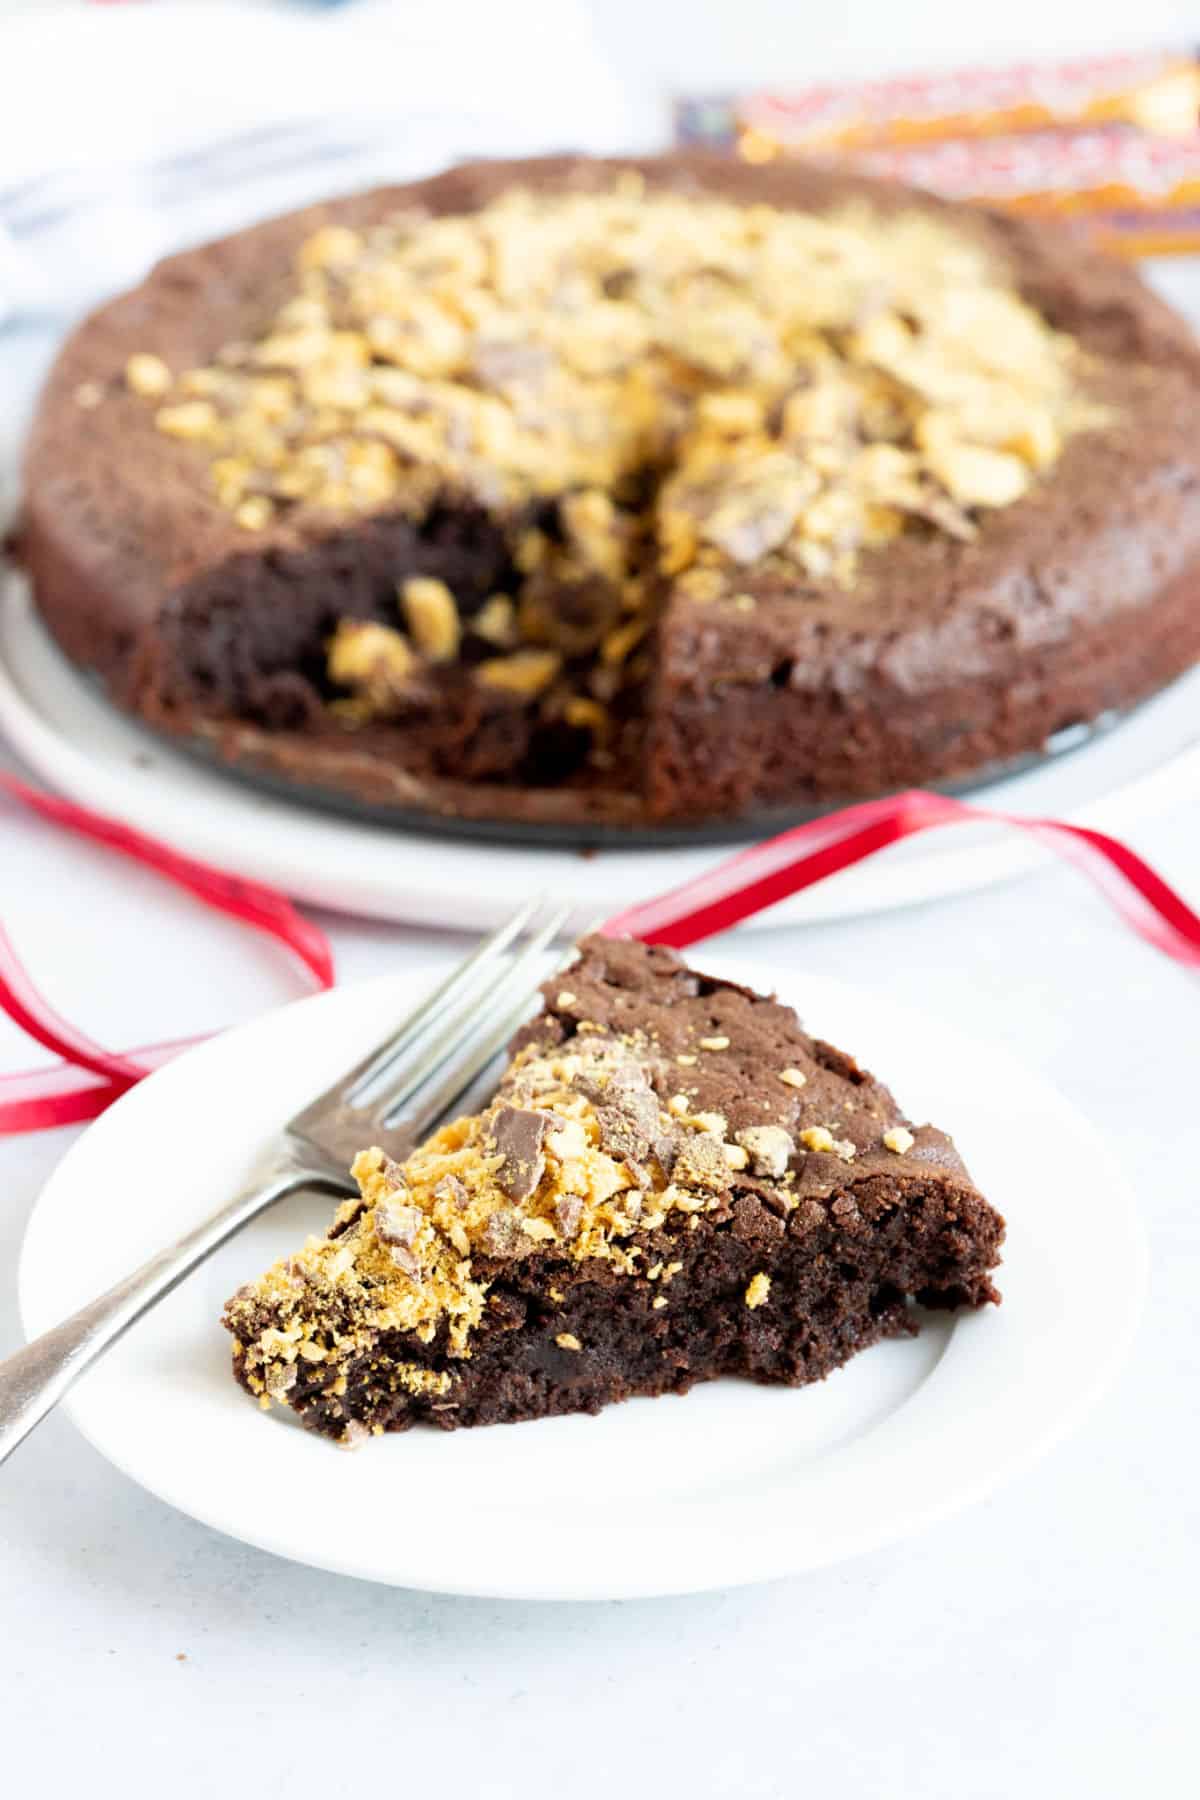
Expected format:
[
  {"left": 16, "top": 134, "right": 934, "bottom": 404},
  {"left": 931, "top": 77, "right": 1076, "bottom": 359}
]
[
  {"left": 576, "top": 1057, "right": 662, "bottom": 1169},
  {"left": 265, "top": 1361, "right": 298, "bottom": 1398},
  {"left": 482, "top": 1207, "right": 524, "bottom": 1259},
  {"left": 573, "top": 1058, "right": 649, "bottom": 1107},
  {"left": 487, "top": 1104, "right": 554, "bottom": 1200},
  {"left": 615, "top": 1082, "right": 661, "bottom": 1133},
  {"left": 736, "top": 1125, "right": 794, "bottom": 1179},
  {"left": 433, "top": 1174, "right": 469, "bottom": 1210},
  {"left": 654, "top": 1132, "right": 679, "bottom": 1176},
  {"left": 673, "top": 1131, "right": 733, "bottom": 1192},
  {"left": 593, "top": 1101, "right": 653, "bottom": 1168},
  {"left": 555, "top": 1193, "right": 584, "bottom": 1239},
  {"left": 374, "top": 1197, "right": 425, "bottom": 1279},
  {"left": 374, "top": 1199, "right": 423, "bottom": 1246}
]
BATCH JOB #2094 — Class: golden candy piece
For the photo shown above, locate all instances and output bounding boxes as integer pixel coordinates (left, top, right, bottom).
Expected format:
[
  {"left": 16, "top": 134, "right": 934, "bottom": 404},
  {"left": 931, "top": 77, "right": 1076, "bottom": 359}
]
[
  {"left": 745, "top": 1273, "right": 772, "bottom": 1310},
  {"left": 472, "top": 594, "right": 517, "bottom": 647},
  {"left": 477, "top": 648, "right": 562, "bottom": 698},
  {"left": 155, "top": 400, "right": 217, "bottom": 441},
  {"left": 125, "top": 353, "right": 171, "bottom": 398},
  {"left": 234, "top": 496, "right": 273, "bottom": 532},
  {"left": 327, "top": 620, "right": 417, "bottom": 716},
  {"left": 400, "top": 576, "right": 461, "bottom": 662}
]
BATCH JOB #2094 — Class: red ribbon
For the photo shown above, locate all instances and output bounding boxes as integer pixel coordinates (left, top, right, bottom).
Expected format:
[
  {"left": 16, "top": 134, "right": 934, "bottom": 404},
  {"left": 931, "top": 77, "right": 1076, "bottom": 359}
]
[
  {"left": 602, "top": 789, "right": 1200, "bottom": 964},
  {"left": 1, "top": 775, "right": 1196, "bottom": 1133},
  {"left": 0, "top": 770, "right": 335, "bottom": 1132}
]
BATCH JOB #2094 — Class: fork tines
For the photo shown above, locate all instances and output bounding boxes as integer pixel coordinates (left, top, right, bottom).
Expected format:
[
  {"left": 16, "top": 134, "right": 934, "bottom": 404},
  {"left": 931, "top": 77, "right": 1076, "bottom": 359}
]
[{"left": 298, "top": 896, "right": 576, "bottom": 1148}]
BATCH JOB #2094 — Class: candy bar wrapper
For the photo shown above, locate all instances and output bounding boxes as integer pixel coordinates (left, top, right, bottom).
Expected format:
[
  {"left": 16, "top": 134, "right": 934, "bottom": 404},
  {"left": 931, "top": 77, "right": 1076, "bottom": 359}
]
[
  {"left": 851, "top": 128, "right": 1200, "bottom": 258},
  {"left": 674, "top": 52, "right": 1200, "bottom": 258},
  {"left": 678, "top": 51, "right": 1200, "bottom": 157}
]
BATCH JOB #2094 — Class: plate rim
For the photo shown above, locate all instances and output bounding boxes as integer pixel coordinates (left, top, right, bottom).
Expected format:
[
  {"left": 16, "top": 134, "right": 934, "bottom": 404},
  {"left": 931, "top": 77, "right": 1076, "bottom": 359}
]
[
  {"left": 16, "top": 954, "right": 1149, "bottom": 1599},
  {"left": 3, "top": 577, "right": 1199, "bottom": 931}
]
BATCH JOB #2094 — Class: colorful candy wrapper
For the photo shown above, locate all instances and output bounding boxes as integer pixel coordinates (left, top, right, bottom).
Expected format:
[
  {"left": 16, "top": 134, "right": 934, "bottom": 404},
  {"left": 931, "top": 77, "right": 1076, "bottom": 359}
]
[
  {"left": 728, "top": 52, "right": 1200, "bottom": 155},
  {"left": 852, "top": 127, "right": 1200, "bottom": 257},
  {"left": 675, "top": 50, "right": 1200, "bottom": 257}
]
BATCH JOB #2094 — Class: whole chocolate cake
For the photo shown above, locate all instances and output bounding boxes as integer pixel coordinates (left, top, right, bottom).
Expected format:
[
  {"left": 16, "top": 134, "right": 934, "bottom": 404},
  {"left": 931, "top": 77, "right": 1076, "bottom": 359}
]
[
  {"left": 223, "top": 937, "right": 1005, "bottom": 1441},
  {"left": 16, "top": 153, "right": 1200, "bottom": 830}
]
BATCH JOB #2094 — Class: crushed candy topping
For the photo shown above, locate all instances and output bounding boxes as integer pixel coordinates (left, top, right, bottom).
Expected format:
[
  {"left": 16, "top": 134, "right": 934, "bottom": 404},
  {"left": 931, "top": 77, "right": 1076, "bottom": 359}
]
[
  {"left": 226, "top": 1028, "right": 819, "bottom": 1412},
  {"left": 125, "top": 177, "right": 1107, "bottom": 751},
  {"left": 745, "top": 1272, "right": 772, "bottom": 1309},
  {"left": 736, "top": 1124, "right": 794, "bottom": 1177},
  {"left": 799, "top": 1125, "right": 836, "bottom": 1152}
]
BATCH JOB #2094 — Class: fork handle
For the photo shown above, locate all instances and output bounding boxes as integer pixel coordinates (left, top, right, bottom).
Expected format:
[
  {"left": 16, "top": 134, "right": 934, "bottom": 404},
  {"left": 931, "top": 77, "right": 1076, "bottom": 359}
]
[{"left": 0, "top": 1154, "right": 343, "bottom": 1468}]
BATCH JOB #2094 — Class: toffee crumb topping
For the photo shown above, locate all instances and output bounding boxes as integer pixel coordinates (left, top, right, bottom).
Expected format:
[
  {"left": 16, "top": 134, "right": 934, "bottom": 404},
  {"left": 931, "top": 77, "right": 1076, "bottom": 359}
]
[
  {"left": 225, "top": 1028, "right": 814, "bottom": 1406},
  {"left": 123, "top": 177, "right": 1107, "bottom": 761}
]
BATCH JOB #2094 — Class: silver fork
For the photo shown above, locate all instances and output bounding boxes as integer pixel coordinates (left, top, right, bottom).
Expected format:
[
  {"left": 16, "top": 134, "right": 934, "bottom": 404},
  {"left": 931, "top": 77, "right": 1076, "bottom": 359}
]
[{"left": 0, "top": 896, "right": 573, "bottom": 1467}]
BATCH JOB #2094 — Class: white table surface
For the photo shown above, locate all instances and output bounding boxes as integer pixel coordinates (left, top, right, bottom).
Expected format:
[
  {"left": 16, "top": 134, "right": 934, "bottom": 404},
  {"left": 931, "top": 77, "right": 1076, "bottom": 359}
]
[
  {"left": 2, "top": 734, "right": 1196, "bottom": 1798},
  {"left": 2, "top": 7, "right": 1198, "bottom": 1789}
]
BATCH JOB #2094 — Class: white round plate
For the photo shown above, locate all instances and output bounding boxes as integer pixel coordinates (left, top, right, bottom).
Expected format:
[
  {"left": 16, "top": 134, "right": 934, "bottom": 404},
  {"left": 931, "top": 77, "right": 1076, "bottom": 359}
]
[
  {"left": 1, "top": 576, "right": 1198, "bottom": 932},
  {"left": 18, "top": 955, "right": 1146, "bottom": 1600}
]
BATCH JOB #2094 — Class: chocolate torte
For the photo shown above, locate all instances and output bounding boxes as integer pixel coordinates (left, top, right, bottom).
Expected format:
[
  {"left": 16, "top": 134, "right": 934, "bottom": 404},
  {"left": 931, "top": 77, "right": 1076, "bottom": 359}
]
[
  {"left": 222, "top": 937, "right": 1004, "bottom": 1441},
  {"left": 17, "top": 152, "right": 1200, "bottom": 830}
]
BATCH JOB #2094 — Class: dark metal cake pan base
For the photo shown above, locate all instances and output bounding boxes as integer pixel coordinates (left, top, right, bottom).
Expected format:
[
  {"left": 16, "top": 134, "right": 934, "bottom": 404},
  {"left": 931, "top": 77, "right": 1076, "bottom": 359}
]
[{"left": 151, "top": 707, "right": 1132, "bottom": 852}]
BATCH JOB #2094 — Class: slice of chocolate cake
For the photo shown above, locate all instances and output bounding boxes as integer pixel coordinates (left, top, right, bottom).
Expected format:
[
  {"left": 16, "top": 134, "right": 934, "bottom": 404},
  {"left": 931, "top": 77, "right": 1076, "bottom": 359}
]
[{"left": 223, "top": 938, "right": 1004, "bottom": 1442}]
